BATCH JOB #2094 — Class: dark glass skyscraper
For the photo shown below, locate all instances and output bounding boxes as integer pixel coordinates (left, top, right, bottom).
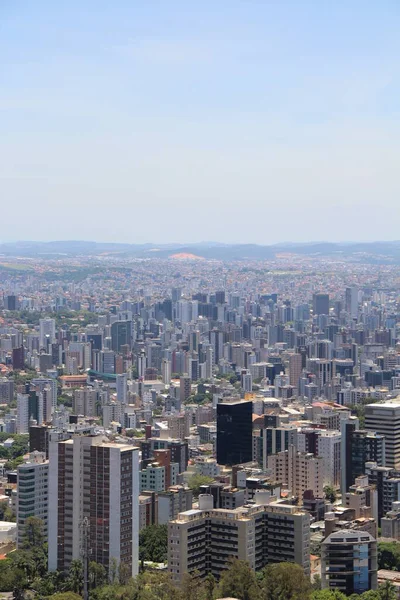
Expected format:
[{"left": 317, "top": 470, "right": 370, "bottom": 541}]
[
  {"left": 217, "top": 399, "right": 253, "bottom": 466},
  {"left": 312, "top": 293, "right": 329, "bottom": 316},
  {"left": 111, "top": 321, "right": 132, "bottom": 353}
]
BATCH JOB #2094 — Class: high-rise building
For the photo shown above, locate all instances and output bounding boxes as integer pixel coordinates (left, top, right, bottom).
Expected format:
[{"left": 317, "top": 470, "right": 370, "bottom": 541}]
[
  {"left": 17, "top": 392, "right": 43, "bottom": 433},
  {"left": 317, "top": 430, "right": 342, "bottom": 488},
  {"left": 342, "top": 429, "right": 385, "bottom": 493},
  {"left": 12, "top": 346, "right": 24, "bottom": 370},
  {"left": 217, "top": 399, "right": 253, "bottom": 466},
  {"left": 5, "top": 295, "right": 17, "bottom": 311},
  {"left": 116, "top": 373, "right": 127, "bottom": 403},
  {"left": 365, "top": 400, "right": 400, "bottom": 469},
  {"left": 168, "top": 494, "right": 310, "bottom": 585},
  {"left": 161, "top": 359, "right": 171, "bottom": 385},
  {"left": 313, "top": 293, "right": 329, "bottom": 316},
  {"left": 321, "top": 530, "right": 377, "bottom": 595},
  {"left": 17, "top": 452, "right": 49, "bottom": 547},
  {"left": 345, "top": 287, "right": 359, "bottom": 320},
  {"left": 179, "top": 375, "right": 191, "bottom": 403},
  {"left": 289, "top": 353, "right": 302, "bottom": 390},
  {"left": 39, "top": 318, "right": 56, "bottom": 349},
  {"left": 48, "top": 436, "right": 139, "bottom": 576},
  {"left": 268, "top": 446, "right": 324, "bottom": 500},
  {"left": 111, "top": 321, "right": 132, "bottom": 353},
  {"left": 72, "top": 387, "right": 98, "bottom": 417},
  {"left": 0, "top": 378, "right": 14, "bottom": 404}
]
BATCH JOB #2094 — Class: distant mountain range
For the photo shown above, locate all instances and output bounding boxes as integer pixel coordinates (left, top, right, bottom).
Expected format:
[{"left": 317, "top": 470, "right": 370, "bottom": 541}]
[{"left": 1, "top": 240, "right": 400, "bottom": 262}]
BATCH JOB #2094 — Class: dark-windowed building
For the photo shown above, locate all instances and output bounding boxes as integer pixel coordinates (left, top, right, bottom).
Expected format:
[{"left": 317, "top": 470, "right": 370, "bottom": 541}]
[
  {"left": 111, "top": 321, "right": 132, "bottom": 353},
  {"left": 217, "top": 399, "right": 253, "bottom": 466},
  {"left": 313, "top": 293, "right": 330, "bottom": 316}
]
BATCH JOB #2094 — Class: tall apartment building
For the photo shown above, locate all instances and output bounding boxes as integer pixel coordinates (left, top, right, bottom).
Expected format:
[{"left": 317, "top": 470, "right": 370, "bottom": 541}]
[
  {"left": 289, "top": 353, "right": 302, "bottom": 390},
  {"left": 268, "top": 446, "right": 324, "bottom": 499},
  {"left": 317, "top": 431, "right": 341, "bottom": 488},
  {"left": 365, "top": 400, "right": 400, "bottom": 469},
  {"left": 0, "top": 378, "right": 14, "bottom": 404},
  {"left": 322, "top": 530, "right": 377, "bottom": 595},
  {"left": 72, "top": 387, "right": 98, "bottom": 417},
  {"left": 179, "top": 375, "right": 191, "bottom": 403},
  {"left": 16, "top": 451, "right": 49, "bottom": 547},
  {"left": 168, "top": 493, "right": 310, "bottom": 585},
  {"left": 48, "top": 435, "right": 139, "bottom": 576}
]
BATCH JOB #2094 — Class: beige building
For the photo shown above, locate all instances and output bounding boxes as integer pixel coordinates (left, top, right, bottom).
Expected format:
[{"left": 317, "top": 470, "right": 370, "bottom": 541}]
[
  {"left": 268, "top": 445, "right": 324, "bottom": 499},
  {"left": 168, "top": 493, "right": 310, "bottom": 585}
]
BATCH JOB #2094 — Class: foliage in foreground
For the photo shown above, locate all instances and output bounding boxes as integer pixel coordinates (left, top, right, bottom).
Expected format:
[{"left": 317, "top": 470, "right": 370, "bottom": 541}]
[{"left": 0, "top": 523, "right": 397, "bottom": 600}]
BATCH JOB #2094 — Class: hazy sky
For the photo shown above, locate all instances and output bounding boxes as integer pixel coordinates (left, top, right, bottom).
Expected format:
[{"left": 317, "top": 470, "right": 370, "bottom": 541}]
[{"left": 1, "top": 1, "right": 399, "bottom": 245}]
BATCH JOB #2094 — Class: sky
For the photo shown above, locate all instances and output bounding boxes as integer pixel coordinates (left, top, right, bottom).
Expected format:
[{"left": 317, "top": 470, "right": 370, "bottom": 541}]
[{"left": 1, "top": 0, "right": 400, "bottom": 245}]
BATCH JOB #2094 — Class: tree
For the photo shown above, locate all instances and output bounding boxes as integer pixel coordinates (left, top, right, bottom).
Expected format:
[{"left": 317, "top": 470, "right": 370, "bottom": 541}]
[
  {"left": 66, "top": 559, "right": 83, "bottom": 594},
  {"left": 323, "top": 485, "right": 337, "bottom": 504},
  {"left": 187, "top": 474, "right": 214, "bottom": 497},
  {"left": 378, "top": 541, "right": 400, "bottom": 570},
  {"left": 48, "top": 594, "right": 82, "bottom": 600},
  {"left": 378, "top": 581, "right": 397, "bottom": 600},
  {"left": 216, "top": 559, "right": 261, "bottom": 600},
  {"left": 261, "top": 562, "right": 311, "bottom": 600},
  {"left": 89, "top": 561, "right": 107, "bottom": 589},
  {"left": 312, "top": 592, "right": 347, "bottom": 600},
  {"left": 139, "top": 524, "right": 168, "bottom": 563},
  {"left": 21, "top": 516, "right": 45, "bottom": 550}
]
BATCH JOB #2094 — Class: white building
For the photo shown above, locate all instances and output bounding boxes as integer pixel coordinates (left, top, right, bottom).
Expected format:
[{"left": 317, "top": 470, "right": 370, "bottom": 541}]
[
  {"left": 17, "top": 452, "right": 49, "bottom": 547},
  {"left": 39, "top": 318, "right": 56, "bottom": 349}
]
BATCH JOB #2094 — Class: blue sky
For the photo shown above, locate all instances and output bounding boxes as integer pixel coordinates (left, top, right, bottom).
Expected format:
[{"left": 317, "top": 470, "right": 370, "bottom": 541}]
[{"left": 1, "top": 1, "right": 399, "bottom": 244}]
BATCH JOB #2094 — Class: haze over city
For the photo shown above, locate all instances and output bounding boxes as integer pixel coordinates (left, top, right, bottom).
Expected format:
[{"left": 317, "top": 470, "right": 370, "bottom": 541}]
[{"left": 1, "top": 0, "right": 400, "bottom": 244}]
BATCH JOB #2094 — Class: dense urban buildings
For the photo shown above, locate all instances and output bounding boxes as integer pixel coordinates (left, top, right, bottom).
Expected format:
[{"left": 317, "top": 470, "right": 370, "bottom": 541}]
[{"left": 2, "top": 246, "right": 400, "bottom": 593}]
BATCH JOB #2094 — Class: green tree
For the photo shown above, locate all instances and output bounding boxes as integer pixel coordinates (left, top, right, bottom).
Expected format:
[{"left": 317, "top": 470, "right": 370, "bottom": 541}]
[
  {"left": 312, "top": 592, "right": 347, "bottom": 600},
  {"left": 260, "top": 562, "right": 311, "bottom": 600},
  {"left": 66, "top": 559, "right": 83, "bottom": 594},
  {"left": 139, "top": 524, "right": 168, "bottom": 563},
  {"left": 21, "top": 516, "right": 45, "bottom": 550},
  {"left": 378, "top": 541, "right": 400, "bottom": 570},
  {"left": 378, "top": 580, "right": 398, "bottom": 600},
  {"left": 89, "top": 561, "right": 107, "bottom": 589},
  {"left": 48, "top": 593, "right": 83, "bottom": 600},
  {"left": 216, "top": 558, "right": 261, "bottom": 600},
  {"left": 187, "top": 474, "right": 214, "bottom": 497},
  {"left": 323, "top": 485, "right": 337, "bottom": 504}
]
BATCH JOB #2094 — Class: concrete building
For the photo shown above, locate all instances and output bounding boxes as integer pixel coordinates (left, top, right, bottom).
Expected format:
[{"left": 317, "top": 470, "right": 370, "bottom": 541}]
[
  {"left": 48, "top": 435, "right": 139, "bottom": 577},
  {"left": 381, "top": 502, "right": 400, "bottom": 540},
  {"left": 268, "top": 445, "right": 324, "bottom": 500},
  {"left": 168, "top": 494, "right": 310, "bottom": 585},
  {"left": 318, "top": 430, "right": 341, "bottom": 488},
  {"left": 139, "top": 492, "right": 158, "bottom": 530},
  {"left": 158, "top": 485, "right": 193, "bottom": 524},
  {"left": 16, "top": 451, "right": 49, "bottom": 547},
  {"left": 72, "top": 387, "right": 98, "bottom": 417},
  {"left": 322, "top": 530, "right": 377, "bottom": 595},
  {"left": 365, "top": 400, "right": 400, "bottom": 469},
  {"left": 179, "top": 375, "right": 192, "bottom": 403}
]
